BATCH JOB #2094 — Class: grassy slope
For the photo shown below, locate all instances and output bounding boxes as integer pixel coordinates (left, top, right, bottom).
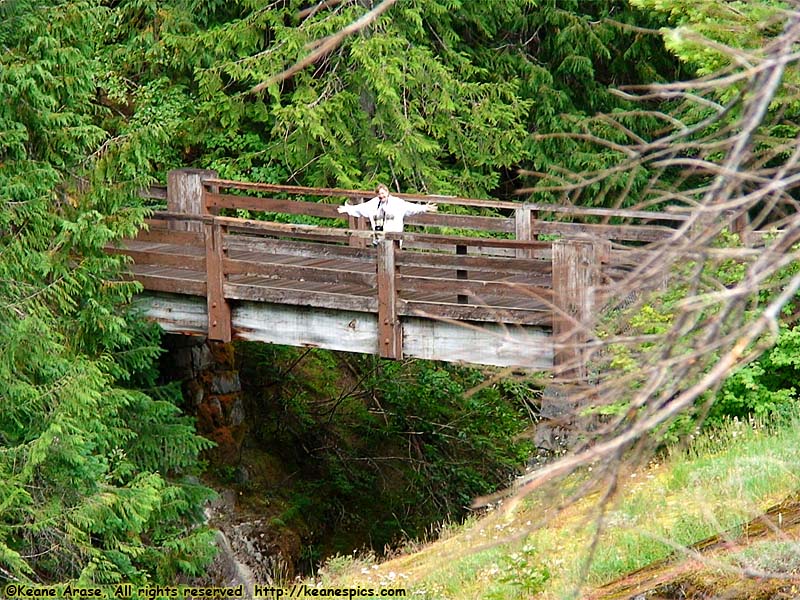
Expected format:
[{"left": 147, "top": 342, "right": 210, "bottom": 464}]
[{"left": 313, "top": 417, "right": 800, "bottom": 599}]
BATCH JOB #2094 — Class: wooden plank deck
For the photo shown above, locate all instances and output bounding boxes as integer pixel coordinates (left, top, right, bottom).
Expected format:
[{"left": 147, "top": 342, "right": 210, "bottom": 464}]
[{"left": 117, "top": 173, "right": 688, "bottom": 369}]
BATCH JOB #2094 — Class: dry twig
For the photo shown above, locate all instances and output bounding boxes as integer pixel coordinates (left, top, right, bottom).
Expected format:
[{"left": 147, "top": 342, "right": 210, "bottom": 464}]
[
  {"left": 487, "top": 11, "right": 800, "bottom": 510},
  {"left": 250, "top": 0, "right": 398, "bottom": 93}
]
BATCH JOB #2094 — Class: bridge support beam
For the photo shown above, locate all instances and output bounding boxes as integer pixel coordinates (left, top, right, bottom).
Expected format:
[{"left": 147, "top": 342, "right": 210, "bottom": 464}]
[
  {"left": 167, "top": 168, "right": 232, "bottom": 342},
  {"left": 377, "top": 238, "right": 402, "bottom": 359},
  {"left": 135, "top": 293, "right": 554, "bottom": 369},
  {"left": 552, "top": 238, "right": 610, "bottom": 381}
]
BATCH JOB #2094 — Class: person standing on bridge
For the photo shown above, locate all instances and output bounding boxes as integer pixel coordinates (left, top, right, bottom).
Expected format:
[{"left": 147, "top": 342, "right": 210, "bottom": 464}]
[{"left": 338, "top": 183, "right": 437, "bottom": 244}]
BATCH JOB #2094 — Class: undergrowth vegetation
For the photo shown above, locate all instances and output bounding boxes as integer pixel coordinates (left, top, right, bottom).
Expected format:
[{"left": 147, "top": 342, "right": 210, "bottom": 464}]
[
  {"left": 598, "top": 232, "right": 800, "bottom": 442},
  {"left": 233, "top": 343, "right": 541, "bottom": 566},
  {"left": 314, "top": 412, "right": 800, "bottom": 599}
]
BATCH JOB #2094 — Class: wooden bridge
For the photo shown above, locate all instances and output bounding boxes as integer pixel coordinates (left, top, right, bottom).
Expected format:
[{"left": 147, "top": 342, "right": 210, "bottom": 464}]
[{"left": 111, "top": 169, "right": 691, "bottom": 372}]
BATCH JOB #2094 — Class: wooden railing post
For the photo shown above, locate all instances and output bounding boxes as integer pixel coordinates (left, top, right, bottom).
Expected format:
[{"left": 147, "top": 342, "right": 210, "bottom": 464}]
[
  {"left": 515, "top": 205, "right": 533, "bottom": 258},
  {"left": 167, "top": 168, "right": 217, "bottom": 232},
  {"left": 205, "top": 218, "right": 232, "bottom": 342},
  {"left": 377, "top": 238, "right": 402, "bottom": 359},
  {"left": 166, "top": 168, "right": 231, "bottom": 341},
  {"left": 723, "top": 208, "right": 749, "bottom": 242},
  {"left": 552, "top": 239, "right": 610, "bottom": 380}
]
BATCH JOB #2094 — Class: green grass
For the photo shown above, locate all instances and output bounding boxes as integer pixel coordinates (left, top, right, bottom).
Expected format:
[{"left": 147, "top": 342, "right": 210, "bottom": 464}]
[
  {"left": 312, "top": 413, "right": 800, "bottom": 599},
  {"left": 584, "top": 417, "right": 800, "bottom": 586}
]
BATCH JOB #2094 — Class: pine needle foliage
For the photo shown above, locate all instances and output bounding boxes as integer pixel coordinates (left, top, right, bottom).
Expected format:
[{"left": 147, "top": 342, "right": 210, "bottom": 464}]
[
  {"left": 97, "top": 0, "right": 682, "bottom": 203},
  {"left": 0, "top": 0, "right": 215, "bottom": 586}
]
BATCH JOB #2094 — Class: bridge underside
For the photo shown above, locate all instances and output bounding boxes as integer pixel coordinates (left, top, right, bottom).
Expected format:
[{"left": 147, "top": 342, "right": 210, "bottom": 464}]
[{"left": 136, "top": 292, "right": 553, "bottom": 369}]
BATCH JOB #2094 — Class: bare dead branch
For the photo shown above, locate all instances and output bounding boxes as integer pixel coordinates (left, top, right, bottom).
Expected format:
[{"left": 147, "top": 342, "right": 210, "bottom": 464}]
[
  {"left": 250, "top": 0, "right": 399, "bottom": 94},
  {"left": 297, "top": 0, "right": 346, "bottom": 21},
  {"left": 493, "top": 11, "right": 800, "bottom": 516}
]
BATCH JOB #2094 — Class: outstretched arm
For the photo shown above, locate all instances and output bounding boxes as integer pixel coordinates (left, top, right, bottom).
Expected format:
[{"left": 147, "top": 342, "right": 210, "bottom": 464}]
[
  {"left": 338, "top": 197, "right": 379, "bottom": 219},
  {"left": 400, "top": 200, "right": 438, "bottom": 216}
]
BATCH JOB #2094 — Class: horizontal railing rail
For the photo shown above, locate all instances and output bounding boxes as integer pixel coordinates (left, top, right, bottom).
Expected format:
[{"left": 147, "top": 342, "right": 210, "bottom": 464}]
[{"left": 200, "top": 178, "right": 692, "bottom": 244}]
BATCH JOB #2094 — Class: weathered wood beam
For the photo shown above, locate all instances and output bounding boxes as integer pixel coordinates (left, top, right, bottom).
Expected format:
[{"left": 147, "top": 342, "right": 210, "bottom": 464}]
[
  {"left": 224, "top": 282, "right": 377, "bottom": 312},
  {"left": 224, "top": 256, "right": 376, "bottom": 286},
  {"left": 132, "top": 293, "right": 207, "bottom": 335},
  {"left": 404, "top": 212, "right": 513, "bottom": 233},
  {"left": 134, "top": 227, "right": 204, "bottom": 246},
  {"left": 108, "top": 246, "right": 206, "bottom": 271},
  {"left": 203, "top": 179, "right": 372, "bottom": 201},
  {"left": 392, "top": 231, "right": 549, "bottom": 250},
  {"left": 533, "top": 221, "right": 672, "bottom": 242},
  {"left": 395, "top": 251, "right": 552, "bottom": 275},
  {"left": 205, "top": 192, "right": 341, "bottom": 218},
  {"left": 376, "top": 239, "right": 402, "bottom": 359},
  {"left": 403, "top": 317, "right": 552, "bottom": 369},
  {"left": 523, "top": 202, "right": 690, "bottom": 222},
  {"left": 399, "top": 300, "right": 551, "bottom": 326},
  {"left": 126, "top": 272, "right": 207, "bottom": 296},
  {"left": 215, "top": 217, "right": 361, "bottom": 243},
  {"left": 396, "top": 274, "right": 553, "bottom": 299},
  {"left": 400, "top": 241, "right": 522, "bottom": 258},
  {"left": 234, "top": 303, "right": 379, "bottom": 354},
  {"left": 225, "top": 234, "right": 377, "bottom": 260}
]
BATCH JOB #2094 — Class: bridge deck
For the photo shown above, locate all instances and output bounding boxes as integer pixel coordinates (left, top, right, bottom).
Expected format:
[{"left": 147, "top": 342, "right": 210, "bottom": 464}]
[{"left": 116, "top": 171, "right": 704, "bottom": 370}]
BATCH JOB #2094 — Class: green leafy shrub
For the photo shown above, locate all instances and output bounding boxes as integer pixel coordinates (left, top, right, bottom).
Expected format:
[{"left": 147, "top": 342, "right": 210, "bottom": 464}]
[
  {"left": 597, "top": 232, "right": 800, "bottom": 435},
  {"left": 235, "top": 344, "right": 538, "bottom": 559},
  {"left": 710, "top": 325, "right": 800, "bottom": 425}
]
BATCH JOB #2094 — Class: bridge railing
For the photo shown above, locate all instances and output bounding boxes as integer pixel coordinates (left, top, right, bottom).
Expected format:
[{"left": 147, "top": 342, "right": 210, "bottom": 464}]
[
  {"left": 197, "top": 177, "right": 693, "bottom": 248},
  {"left": 127, "top": 169, "right": 677, "bottom": 374},
  {"left": 141, "top": 172, "right": 699, "bottom": 251},
  {"left": 144, "top": 177, "right": 771, "bottom": 246}
]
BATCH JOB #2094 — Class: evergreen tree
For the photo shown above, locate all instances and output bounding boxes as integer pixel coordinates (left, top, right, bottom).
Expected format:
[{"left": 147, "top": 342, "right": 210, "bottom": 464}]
[
  {"left": 630, "top": 0, "right": 788, "bottom": 76},
  {"left": 0, "top": 0, "right": 215, "bottom": 585},
  {"left": 98, "top": 0, "right": 681, "bottom": 203}
]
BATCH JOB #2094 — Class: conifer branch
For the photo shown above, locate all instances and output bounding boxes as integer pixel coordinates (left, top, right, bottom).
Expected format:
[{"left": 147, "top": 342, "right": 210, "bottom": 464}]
[{"left": 249, "top": 0, "right": 398, "bottom": 93}]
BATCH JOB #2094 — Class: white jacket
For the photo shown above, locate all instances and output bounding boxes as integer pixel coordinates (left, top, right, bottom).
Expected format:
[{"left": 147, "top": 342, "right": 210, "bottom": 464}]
[{"left": 338, "top": 194, "right": 433, "bottom": 233}]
